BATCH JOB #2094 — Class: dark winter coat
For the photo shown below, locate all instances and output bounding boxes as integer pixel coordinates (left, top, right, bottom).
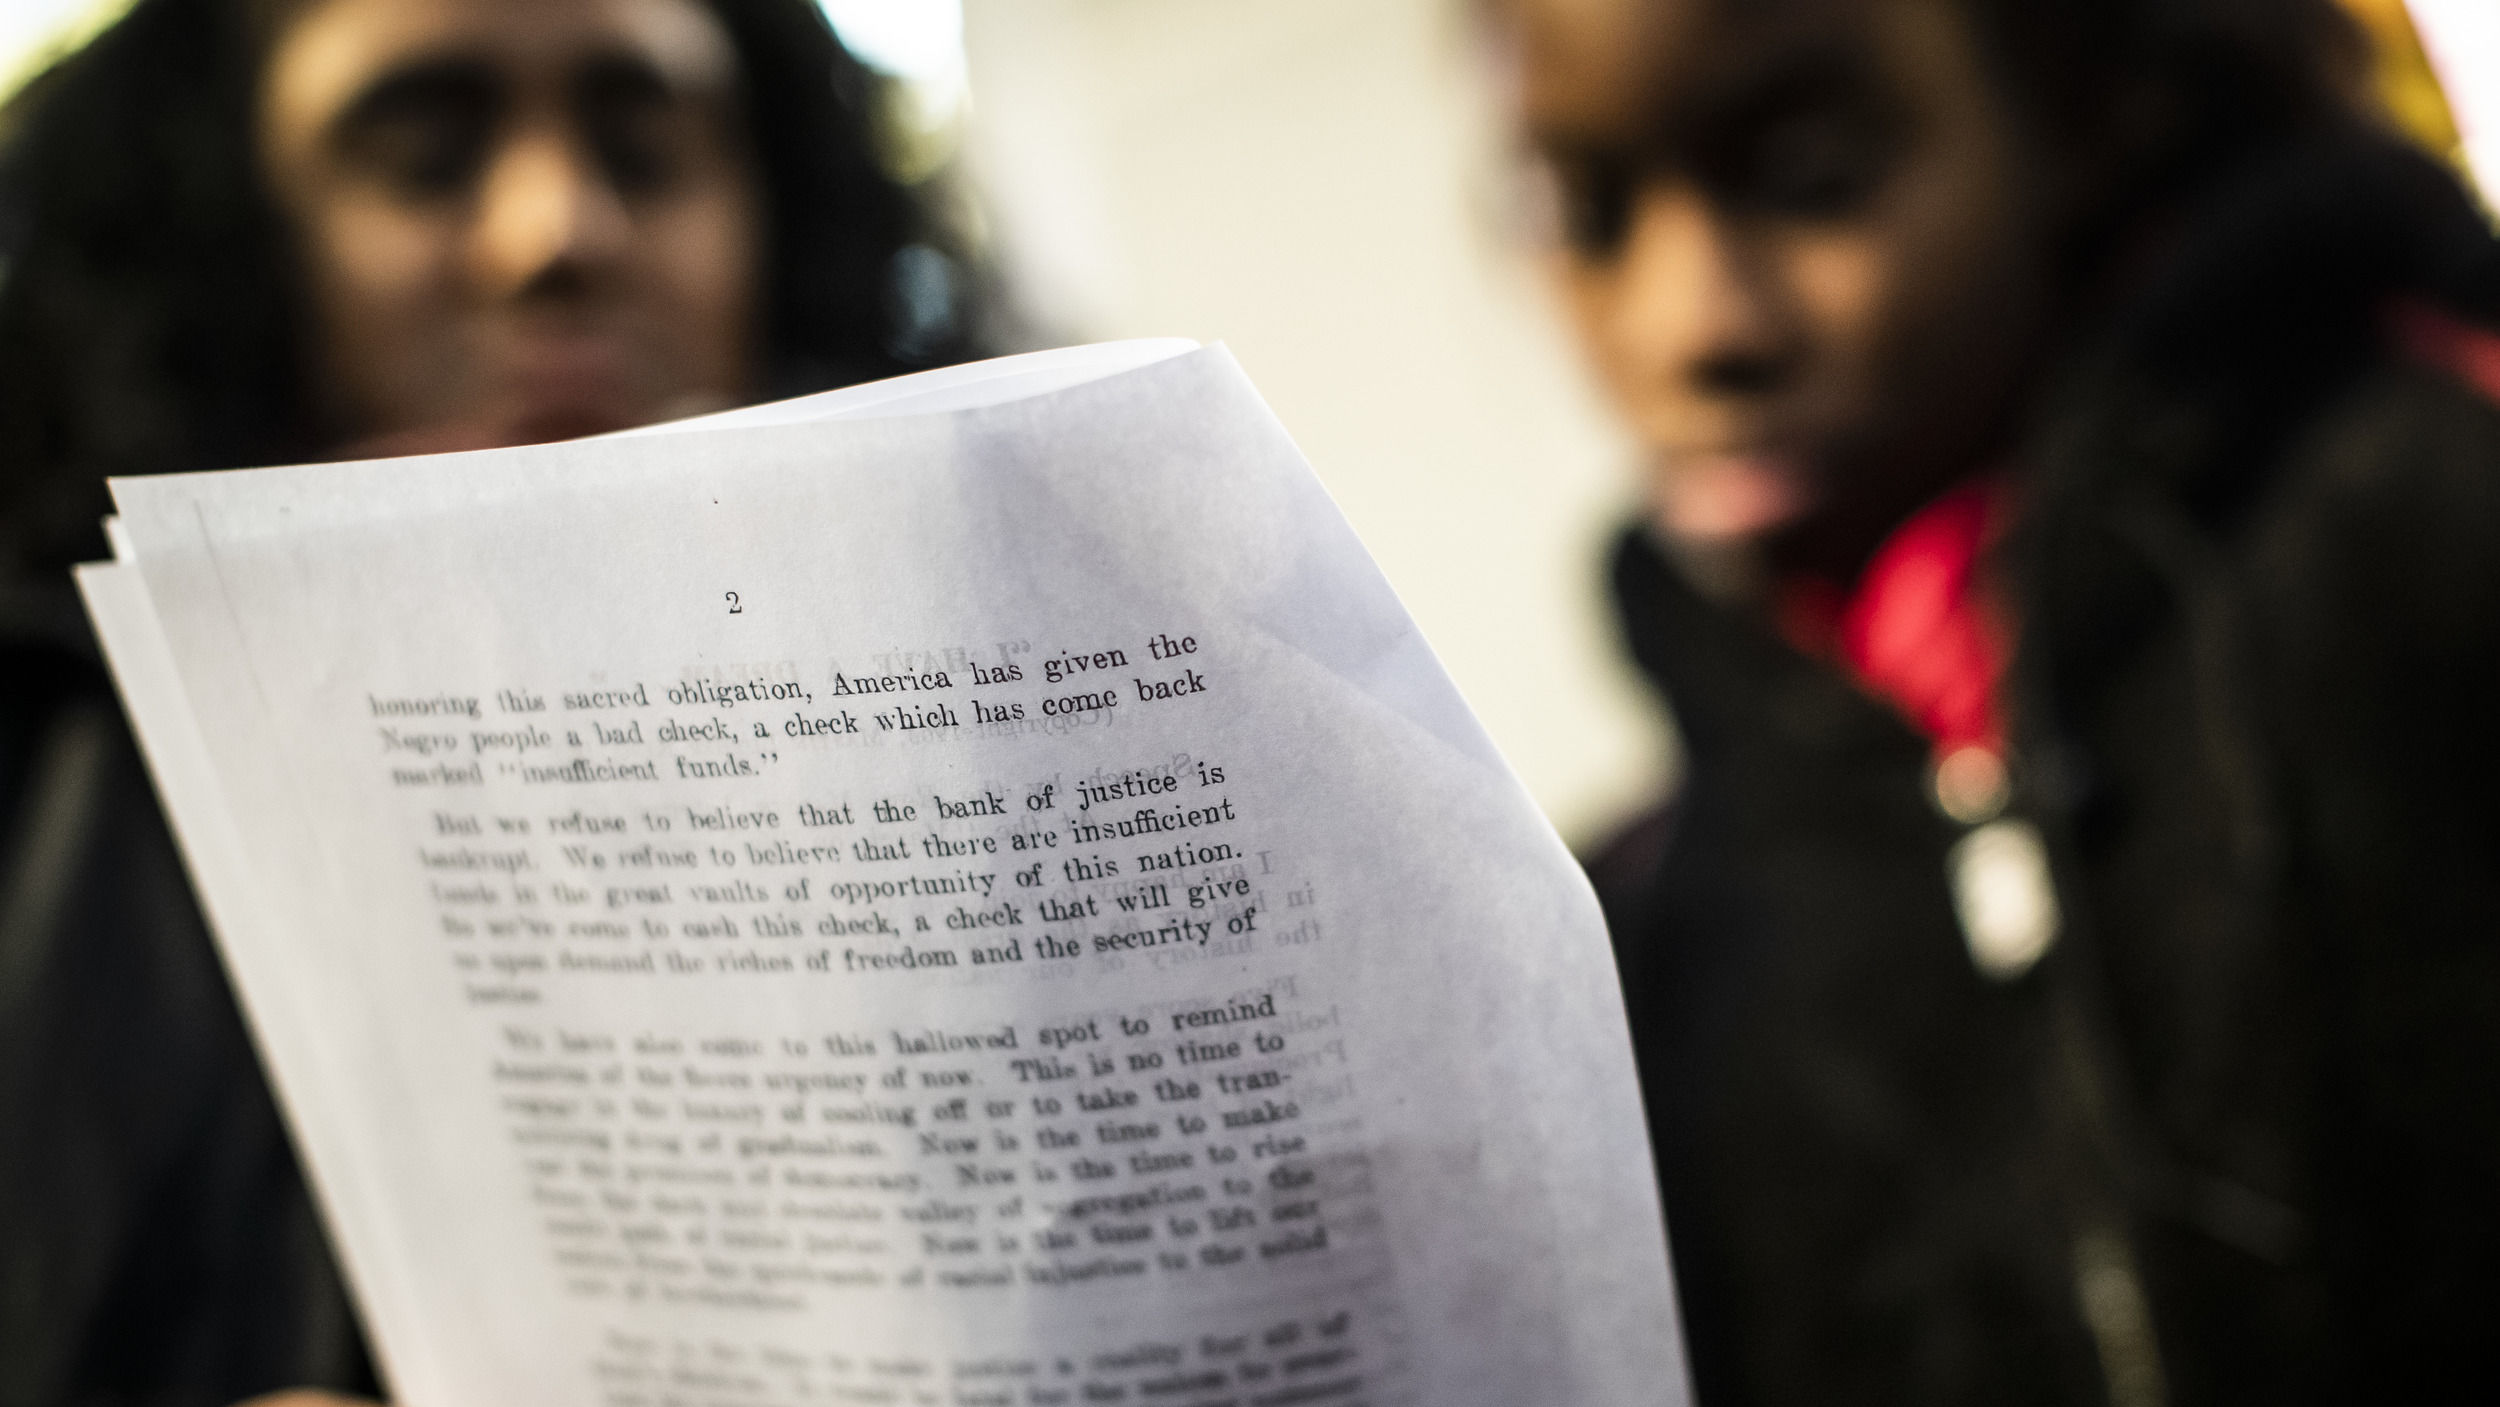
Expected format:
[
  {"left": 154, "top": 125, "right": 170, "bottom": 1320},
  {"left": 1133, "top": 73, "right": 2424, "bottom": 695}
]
[
  {"left": 1592, "top": 134, "right": 2500, "bottom": 1407},
  {"left": 0, "top": 581, "right": 374, "bottom": 1407}
]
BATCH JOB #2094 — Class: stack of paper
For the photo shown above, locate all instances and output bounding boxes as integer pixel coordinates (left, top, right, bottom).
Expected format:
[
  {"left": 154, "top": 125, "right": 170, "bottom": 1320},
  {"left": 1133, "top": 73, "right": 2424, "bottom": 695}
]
[{"left": 77, "top": 342, "right": 1683, "bottom": 1407}]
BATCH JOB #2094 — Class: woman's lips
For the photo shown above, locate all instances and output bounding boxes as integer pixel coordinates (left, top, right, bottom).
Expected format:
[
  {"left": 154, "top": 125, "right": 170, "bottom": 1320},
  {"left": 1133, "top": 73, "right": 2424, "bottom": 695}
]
[
  {"left": 333, "top": 336, "right": 647, "bottom": 458},
  {"left": 485, "top": 332, "right": 647, "bottom": 441},
  {"left": 1653, "top": 449, "right": 1814, "bottom": 541}
]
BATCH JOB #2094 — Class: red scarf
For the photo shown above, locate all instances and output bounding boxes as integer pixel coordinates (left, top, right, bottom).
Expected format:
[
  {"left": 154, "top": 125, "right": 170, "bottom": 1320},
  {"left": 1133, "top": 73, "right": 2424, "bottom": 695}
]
[
  {"left": 1768, "top": 300, "right": 2500, "bottom": 759},
  {"left": 1777, "top": 477, "right": 2013, "bottom": 759}
]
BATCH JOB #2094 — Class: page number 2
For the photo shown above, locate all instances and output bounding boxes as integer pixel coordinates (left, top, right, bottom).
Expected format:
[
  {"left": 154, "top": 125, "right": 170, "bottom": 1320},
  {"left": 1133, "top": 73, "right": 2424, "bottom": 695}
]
[{"left": 725, "top": 591, "right": 743, "bottom": 615}]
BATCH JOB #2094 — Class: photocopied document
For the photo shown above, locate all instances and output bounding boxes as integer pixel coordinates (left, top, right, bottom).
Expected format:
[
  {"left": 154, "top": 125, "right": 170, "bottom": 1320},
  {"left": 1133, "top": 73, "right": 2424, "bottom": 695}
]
[{"left": 77, "top": 343, "right": 1685, "bottom": 1407}]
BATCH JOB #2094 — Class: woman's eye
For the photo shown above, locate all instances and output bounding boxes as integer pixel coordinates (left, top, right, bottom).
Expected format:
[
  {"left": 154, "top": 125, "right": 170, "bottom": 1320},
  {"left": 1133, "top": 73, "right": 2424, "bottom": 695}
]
[
  {"left": 586, "top": 109, "right": 681, "bottom": 197},
  {"left": 1728, "top": 114, "right": 1894, "bottom": 218},
  {"left": 350, "top": 114, "right": 492, "bottom": 196},
  {"left": 1559, "top": 160, "right": 1636, "bottom": 259},
  {"left": 578, "top": 61, "right": 701, "bottom": 199},
  {"left": 331, "top": 69, "right": 501, "bottom": 200}
]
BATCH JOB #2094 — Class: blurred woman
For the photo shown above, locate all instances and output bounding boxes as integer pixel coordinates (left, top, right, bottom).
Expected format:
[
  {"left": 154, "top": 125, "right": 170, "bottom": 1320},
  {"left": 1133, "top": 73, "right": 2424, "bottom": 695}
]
[
  {"left": 0, "top": 2, "right": 978, "bottom": 1401},
  {"left": 1497, "top": 0, "right": 2500, "bottom": 1401}
]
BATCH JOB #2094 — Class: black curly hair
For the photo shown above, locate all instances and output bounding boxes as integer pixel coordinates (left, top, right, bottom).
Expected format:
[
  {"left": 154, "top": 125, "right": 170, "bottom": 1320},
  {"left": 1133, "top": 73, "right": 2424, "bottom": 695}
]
[
  {"left": 1958, "top": 0, "right": 2372, "bottom": 253},
  {"left": 0, "top": 0, "right": 981, "bottom": 576}
]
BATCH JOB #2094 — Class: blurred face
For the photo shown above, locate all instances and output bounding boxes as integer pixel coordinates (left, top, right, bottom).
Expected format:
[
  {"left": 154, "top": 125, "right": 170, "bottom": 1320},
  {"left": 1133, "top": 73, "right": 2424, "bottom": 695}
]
[
  {"left": 1511, "top": 0, "right": 2052, "bottom": 577},
  {"left": 258, "top": 0, "right": 761, "bottom": 455}
]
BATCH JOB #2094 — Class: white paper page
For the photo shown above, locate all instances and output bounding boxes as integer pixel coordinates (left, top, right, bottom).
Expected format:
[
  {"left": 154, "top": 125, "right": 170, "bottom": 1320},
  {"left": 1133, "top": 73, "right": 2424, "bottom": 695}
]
[
  {"left": 608, "top": 339, "right": 1202, "bottom": 438},
  {"left": 100, "top": 346, "right": 1683, "bottom": 1407},
  {"left": 72, "top": 561, "right": 418, "bottom": 1383}
]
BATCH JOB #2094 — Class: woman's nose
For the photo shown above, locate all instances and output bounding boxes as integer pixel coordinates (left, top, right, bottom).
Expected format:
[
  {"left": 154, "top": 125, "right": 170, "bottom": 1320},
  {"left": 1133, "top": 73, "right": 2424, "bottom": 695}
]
[
  {"left": 467, "top": 124, "right": 632, "bottom": 300},
  {"left": 1608, "top": 182, "right": 1796, "bottom": 402}
]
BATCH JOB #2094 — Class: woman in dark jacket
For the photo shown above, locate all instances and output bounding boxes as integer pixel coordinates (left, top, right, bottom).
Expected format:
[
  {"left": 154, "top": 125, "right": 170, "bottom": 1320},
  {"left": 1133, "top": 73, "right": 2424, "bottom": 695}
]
[
  {"left": 0, "top": 3, "right": 980, "bottom": 1402},
  {"left": 1502, "top": 0, "right": 2500, "bottom": 1401}
]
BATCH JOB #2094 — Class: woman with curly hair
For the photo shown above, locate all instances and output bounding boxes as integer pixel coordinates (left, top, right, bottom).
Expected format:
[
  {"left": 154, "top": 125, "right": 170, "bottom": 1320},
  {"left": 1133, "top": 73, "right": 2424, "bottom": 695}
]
[
  {"left": 1500, "top": 0, "right": 2500, "bottom": 1400},
  {"left": 0, "top": 3, "right": 980, "bottom": 1401}
]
